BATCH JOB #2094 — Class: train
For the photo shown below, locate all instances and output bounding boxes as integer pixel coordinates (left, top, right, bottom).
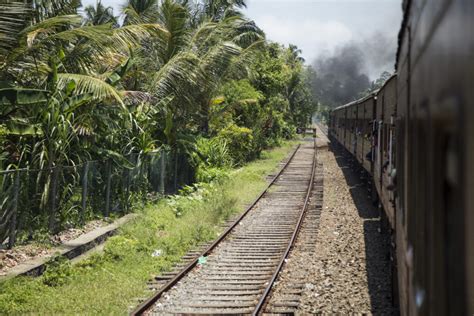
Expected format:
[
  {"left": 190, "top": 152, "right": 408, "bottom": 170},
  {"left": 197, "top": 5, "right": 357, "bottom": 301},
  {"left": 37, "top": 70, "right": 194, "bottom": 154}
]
[{"left": 328, "top": 0, "right": 473, "bottom": 314}]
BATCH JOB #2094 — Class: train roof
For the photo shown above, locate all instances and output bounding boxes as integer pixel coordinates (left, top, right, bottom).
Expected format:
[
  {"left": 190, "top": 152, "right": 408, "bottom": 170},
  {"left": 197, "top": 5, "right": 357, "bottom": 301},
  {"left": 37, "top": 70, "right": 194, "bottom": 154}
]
[
  {"left": 376, "top": 73, "right": 397, "bottom": 95},
  {"left": 396, "top": 1, "right": 410, "bottom": 70},
  {"left": 332, "top": 91, "right": 378, "bottom": 111},
  {"left": 331, "top": 73, "right": 397, "bottom": 113}
]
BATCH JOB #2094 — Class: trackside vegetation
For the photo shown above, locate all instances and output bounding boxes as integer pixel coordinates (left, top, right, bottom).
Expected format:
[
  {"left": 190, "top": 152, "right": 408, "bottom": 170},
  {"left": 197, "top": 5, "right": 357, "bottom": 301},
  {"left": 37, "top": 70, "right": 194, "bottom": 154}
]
[
  {"left": 0, "top": 141, "right": 298, "bottom": 315},
  {"left": 0, "top": 0, "right": 315, "bottom": 242},
  {"left": 0, "top": 0, "right": 316, "bottom": 312}
]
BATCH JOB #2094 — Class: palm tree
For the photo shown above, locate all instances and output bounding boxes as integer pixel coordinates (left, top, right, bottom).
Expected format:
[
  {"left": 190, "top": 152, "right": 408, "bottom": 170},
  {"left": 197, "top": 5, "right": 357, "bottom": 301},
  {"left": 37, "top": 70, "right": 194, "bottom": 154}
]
[
  {"left": 288, "top": 44, "right": 305, "bottom": 64},
  {"left": 83, "top": 1, "right": 118, "bottom": 27},
  {"left": 0, "top": 0, "right": 169, "bottom": 170},
  {"left": 156, "top": 0, "right": 190, "bottom": 64},
  {"left": 150, "top": 15, "right": 262, "bottom": 137},
  {"left": 0, "top": 0, "right": 172, "bottom": 233},
  {"left": 123, "top": 0, "right": 159, "bottom": 25},
  {"left": 201, "top": 0, "right": 246, "bottom": 21},
  {"left": 0, "top": 1, "right": 30, "bottom": 63},
  {"left": 28, "top": 0, "right": 82, "bottom": 22}
]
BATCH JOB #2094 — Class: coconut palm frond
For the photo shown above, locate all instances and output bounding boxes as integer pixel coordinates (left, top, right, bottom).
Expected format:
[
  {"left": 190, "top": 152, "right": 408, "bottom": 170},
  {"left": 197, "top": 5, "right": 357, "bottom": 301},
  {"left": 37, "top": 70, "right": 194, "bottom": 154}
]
[
  {"left": 45, "top": 23, "right": 112, "bottom": 45},
  {"left": 33, "top": 0, "right": 82, "bottom": 21},
  {"left": 152, "top": 51, "right": 201, "bottom": 102},
  {"left": 123, "top": 90, "right": 155, "bottom": 105},
  {"left": 57, "top": 73, "right": 124, "bottom": 108},
  {"left": 226, "top": 39, "right": 264, "bottom": 78},
  {"left": 0, "top": 1, "right": 30, "bottom": 55},
  {"left": 199, "top": 41, "right": 241, "bottom": 84},
  {"left": 21, "top": 15, "right": 83, "bottom": 37},
  {"left": 189, "top": 20, "right": 219, "bottom": 52},
  {"left": 83, "top": 1, "right": 118, "bottom": 26},
  {"left": 123, "top": 0, "right": 159, "bottom": 25},
  {"left": 113, "top": 23, "right": 169, "bottom": 51},
  {"left": 156, "top": 0, "right": 191, "bottom": 63}
]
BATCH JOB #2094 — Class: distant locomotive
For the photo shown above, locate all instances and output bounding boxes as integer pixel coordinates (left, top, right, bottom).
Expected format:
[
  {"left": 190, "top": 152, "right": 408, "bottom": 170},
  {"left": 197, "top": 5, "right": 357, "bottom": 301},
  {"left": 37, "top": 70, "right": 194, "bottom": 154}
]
[{"left": 328, "top": 0, "right": 474, "bottom": 314}]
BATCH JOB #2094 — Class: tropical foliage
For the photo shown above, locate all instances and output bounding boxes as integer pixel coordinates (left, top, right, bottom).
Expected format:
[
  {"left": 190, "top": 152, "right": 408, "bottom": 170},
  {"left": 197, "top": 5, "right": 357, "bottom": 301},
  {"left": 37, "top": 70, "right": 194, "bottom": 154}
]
[{"left": 0, "top": 0, "right": 315, "bottom": 237}]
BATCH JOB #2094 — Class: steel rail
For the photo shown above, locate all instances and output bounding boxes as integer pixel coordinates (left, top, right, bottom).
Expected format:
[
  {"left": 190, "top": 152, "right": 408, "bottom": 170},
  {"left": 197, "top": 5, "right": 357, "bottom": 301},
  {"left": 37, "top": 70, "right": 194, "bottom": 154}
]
[
  {"left": 316, "top": 122, "right": 328, "bottom": 136},
  {"left": 252, "top": 138, "right": 317, "bottom": 315},
  {"left": 131, "top": 144, "right": 302, "bottom": 316}
]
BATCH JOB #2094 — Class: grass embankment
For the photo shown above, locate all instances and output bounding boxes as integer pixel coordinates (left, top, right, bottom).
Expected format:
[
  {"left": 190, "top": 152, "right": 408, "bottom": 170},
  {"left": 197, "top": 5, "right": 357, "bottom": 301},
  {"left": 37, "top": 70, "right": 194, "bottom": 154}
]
[{"left": 0, "top": 140, "right": 299, "bottom": 315}]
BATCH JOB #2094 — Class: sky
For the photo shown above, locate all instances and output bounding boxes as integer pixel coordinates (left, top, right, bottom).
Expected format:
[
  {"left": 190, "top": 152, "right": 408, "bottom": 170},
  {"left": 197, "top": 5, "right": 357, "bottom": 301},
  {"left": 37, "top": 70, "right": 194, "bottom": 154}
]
[{"left": 81, "top": 0, "right": 403, "bottom": 78}]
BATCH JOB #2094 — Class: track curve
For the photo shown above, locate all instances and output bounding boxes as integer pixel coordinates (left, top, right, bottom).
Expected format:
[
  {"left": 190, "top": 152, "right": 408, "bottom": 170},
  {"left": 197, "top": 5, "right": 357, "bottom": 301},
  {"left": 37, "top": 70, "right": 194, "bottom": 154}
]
[{"left": 132, "top": 140, "right": 317, "bottom": 315}]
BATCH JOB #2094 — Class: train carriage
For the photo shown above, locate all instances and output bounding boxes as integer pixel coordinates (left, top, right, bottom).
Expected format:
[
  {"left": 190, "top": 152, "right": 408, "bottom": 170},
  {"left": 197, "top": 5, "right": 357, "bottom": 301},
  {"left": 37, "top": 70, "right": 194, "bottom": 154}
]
[
  {"left": 356, "top": 100, "right": 365, "bottom": 165},
  {"left": 374, "top": 75, "right": 397, "bottom": 227},
  {"left": 343, "top": 104, "right": 351, "bottom": 150},
  {"left": 361, "top": 95, "right": 377, "bottom": 174},
  {"left": 334, "top": 107, "right": 344, "bottom": 144},
  {"left": 347, "top": 103, "right": 358, "bottom": 155},
  {"left": 340, "top": 106, "right": 347, "bottom": 145},
  {"left": 338, "top": 106, "right": 347, "bottom": 145},
  {"left": 395, "top": 0, "right": 474, "bottom": 314},
  {"left": 329, "top": 110, "right": 336, "bottom": 140},
  {"left": 329, "top": 1, "right": 474, "bottom": 314}
]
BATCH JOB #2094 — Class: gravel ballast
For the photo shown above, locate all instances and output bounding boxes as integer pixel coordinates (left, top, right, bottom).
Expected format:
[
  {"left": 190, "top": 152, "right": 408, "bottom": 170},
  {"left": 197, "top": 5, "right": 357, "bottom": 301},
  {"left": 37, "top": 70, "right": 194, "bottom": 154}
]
[{"left": 297, "top": 137, "right": 395, "bottom": 314}]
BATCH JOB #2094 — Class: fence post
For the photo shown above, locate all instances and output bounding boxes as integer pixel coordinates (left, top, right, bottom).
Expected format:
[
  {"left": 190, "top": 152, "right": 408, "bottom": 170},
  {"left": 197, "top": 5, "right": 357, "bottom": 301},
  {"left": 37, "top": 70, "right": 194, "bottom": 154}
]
[
  {"left": 124, "top": 168, "right": 130, "bottom": 212},
  {"left": 160, "top": 151, "right": 166, "bottom": 195},
  {"left": 174, "top": 151, "right": 178, "bottom": 193},
  {"left": 105, "top": 159, "right": 112, "bottom": 217},
  {"left": 142, "top": 155, "right": 147, "bottom": 208},
  {"left": 48, "top": 167, "right": 58, "bottom": 233},
  {"left": 80, "top": 162, "right": 89, "bottom": 225},
  {"left": 8, "top": 172, "right": 20, "bottom": 249}
]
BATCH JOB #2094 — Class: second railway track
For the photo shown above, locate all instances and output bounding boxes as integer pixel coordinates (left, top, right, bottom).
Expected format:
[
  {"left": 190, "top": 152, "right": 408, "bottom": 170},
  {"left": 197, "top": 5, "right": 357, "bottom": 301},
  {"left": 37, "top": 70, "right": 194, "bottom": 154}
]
[{"left": 132, "top": 139, "right": 318, "bottom": 315}]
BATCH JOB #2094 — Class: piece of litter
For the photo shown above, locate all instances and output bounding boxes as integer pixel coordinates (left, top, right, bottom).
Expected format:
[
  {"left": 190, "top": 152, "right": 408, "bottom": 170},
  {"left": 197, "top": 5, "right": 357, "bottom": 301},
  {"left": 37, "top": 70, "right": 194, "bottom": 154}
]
[
  {"left": 152, "top": 249, "right": 163, "bottom": 257},
  {"left": 197, "top": 256, "right": 207, "bottom": 266},
  {"left": 305, "top": 283, "right": 315, "bottom": 290}
]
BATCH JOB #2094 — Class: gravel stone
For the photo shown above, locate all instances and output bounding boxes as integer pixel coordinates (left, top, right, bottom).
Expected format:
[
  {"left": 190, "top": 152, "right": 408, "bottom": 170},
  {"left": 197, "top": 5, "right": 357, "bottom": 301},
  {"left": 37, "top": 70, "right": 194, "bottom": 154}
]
[{"left": 297, "top": 133, "right": 395, "bottom": 314}]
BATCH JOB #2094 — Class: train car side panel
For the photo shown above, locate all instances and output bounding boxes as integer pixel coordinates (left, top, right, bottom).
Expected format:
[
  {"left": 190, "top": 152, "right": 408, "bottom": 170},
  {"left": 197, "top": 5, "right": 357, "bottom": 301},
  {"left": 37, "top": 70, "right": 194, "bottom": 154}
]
[
  {"left": 339, "top": 108, "right": 346, "bottom": 145},
  {"left": 397, "top": 0, "right": 473, "bottom": 314},
  {"left": 395, "top": 9, "right": 411, "bottom": 313},
  {"left": 350, "top": 104, "right": 358, "bottom": 156},
  {"left": 381, "top": 77, "right": 397, "bottom": 227},
  {"left": 345, "top": 104, "right": 353, "bottom": 151},
  {"left": 356, "top": 102, "right": 365, "bottom": 165},
  {"left": 362, "top": 97, "right": 376, "bottom": 174}
]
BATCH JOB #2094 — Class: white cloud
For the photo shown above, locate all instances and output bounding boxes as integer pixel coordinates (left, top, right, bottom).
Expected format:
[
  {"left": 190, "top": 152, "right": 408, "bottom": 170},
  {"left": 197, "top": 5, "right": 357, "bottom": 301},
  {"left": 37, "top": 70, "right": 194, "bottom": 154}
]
[{"left": 257, "top": 15, "right": 354, "bottom": 61}]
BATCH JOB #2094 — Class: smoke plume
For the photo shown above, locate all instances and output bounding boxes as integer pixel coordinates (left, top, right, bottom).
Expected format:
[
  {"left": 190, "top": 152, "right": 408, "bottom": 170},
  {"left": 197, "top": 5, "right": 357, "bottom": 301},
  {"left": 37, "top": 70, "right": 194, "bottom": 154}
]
[{"left": 310, "top": 32, "right": 396, "bottom": 108}]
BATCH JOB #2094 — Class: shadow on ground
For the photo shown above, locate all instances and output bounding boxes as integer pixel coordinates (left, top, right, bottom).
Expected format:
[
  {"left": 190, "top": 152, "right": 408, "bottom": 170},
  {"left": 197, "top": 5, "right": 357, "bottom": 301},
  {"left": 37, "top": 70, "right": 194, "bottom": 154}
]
[{"left": 329, "top": 140, "right": 398, "bottom": 315}]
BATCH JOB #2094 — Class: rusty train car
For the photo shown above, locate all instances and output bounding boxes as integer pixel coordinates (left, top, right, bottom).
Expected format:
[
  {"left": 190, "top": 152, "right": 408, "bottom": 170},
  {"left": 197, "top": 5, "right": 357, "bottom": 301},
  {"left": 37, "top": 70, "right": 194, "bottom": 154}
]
[{"left": 328, "top": 0, "right": 474, "bottom": 314}]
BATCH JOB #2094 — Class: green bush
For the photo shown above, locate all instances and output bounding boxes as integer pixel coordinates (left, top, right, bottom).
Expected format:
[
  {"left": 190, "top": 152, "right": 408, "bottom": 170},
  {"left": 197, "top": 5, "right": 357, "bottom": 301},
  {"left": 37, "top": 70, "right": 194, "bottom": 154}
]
[
  {"left": 192, "top": 137, "right": 232, "bottom": 183},
  {"left": 217, "top": 124, "right": 255, "bottom": 166},
  {"left": 42, "top": 256, "right": 74, "bottom": 287},
  {"left": 196, "top": 166, "right": 230, "bottom": 183},
  {"left": 194, "top": 137, "right": 233, "bottom": 168},
  {"left": 103, "top": 236, "right": 139, "bottom": 260}
]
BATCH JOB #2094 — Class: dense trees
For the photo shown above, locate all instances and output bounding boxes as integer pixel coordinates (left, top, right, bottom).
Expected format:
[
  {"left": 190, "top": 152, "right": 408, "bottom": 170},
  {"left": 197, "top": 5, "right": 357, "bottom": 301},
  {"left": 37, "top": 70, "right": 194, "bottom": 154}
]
[
  {"left": 0, "top": 0, "right": 315, "bottom": 235},
  {"left": 0, "top": 0, "right": 314, "bottom": 169}
]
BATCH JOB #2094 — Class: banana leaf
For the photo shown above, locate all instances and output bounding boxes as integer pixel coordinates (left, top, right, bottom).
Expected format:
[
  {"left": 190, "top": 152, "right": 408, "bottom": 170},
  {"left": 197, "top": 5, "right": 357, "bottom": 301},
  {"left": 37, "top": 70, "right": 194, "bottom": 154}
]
[{"left": 0, "top": 87, "right": 48, "bottom": 107}]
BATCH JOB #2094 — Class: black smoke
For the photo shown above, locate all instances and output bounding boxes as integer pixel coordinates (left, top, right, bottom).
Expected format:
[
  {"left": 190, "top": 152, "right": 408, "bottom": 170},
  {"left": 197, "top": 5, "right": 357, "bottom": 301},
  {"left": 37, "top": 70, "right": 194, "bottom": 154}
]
[{"left": 310, "top": 32, "right": 396, "bottom": 108}]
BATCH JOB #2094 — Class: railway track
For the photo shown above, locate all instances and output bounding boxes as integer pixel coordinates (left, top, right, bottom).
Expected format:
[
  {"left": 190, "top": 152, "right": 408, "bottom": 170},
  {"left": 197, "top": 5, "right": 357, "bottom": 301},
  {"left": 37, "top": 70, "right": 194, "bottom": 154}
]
[
  {"left": 314, "top": 122, "right": 328, "bottom": 136},
  {"left": 132, "top": 139, "right": 317, "bottom": 315}
]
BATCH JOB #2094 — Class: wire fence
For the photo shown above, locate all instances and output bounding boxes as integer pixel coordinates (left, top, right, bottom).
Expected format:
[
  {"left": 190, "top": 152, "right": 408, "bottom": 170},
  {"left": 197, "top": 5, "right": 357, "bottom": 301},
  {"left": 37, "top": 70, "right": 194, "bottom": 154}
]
[{"left": 0, "top": 149, "right": 195, "bottom": 249}]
